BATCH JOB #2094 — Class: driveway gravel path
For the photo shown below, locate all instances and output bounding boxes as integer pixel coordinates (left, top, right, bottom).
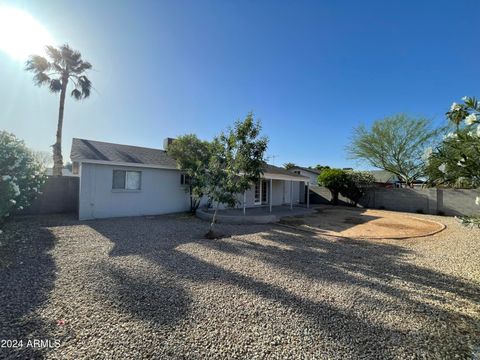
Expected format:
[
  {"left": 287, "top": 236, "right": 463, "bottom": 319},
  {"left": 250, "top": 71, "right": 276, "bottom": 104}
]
[{"left": 0, "top": 211, "right": 479, "bottom": 359}]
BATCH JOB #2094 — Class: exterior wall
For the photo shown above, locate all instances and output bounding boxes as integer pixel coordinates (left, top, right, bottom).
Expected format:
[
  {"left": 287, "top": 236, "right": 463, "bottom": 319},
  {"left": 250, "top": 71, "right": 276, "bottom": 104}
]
[
  {"left": 272, "top": 180, "right": 286, "bottom": 206},
  {"left": 440, "top": 189, "right": 480, "bottom": 216},
  {"left": 312, "top": 186, "right": 480, "bottom": 216},
  {"left": 233, "top": 179, "right": 301, "bottom": 208},
  {"left": 78, "top": 163, "right": 306, "bottom": 220},
  {"left": 283, "top": 180, "right": 300, "bottom": 204},
  {"left": 309, "top": 185, "right": 351, "bottom": 205},
  {"left": 79, "top": 163, "right": 189, "bottom": 220}
]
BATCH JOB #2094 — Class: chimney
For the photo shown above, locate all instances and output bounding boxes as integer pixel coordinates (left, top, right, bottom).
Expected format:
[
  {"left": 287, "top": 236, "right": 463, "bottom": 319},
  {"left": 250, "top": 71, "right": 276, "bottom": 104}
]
[{"left": 163, "top": 137, "right": 176, "bottom": 151}]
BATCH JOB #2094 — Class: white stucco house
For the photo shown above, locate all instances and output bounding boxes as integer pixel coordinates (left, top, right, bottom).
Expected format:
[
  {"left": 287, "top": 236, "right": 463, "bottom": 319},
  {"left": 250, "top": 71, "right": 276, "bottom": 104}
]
[{"left": 70, "top": 138, "right": 310, "bottom": 220}]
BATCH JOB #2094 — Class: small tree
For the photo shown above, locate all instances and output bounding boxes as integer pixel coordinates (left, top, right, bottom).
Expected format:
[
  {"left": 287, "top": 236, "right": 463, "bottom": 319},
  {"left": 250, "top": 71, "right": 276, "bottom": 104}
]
[
  {"left": 167, "top": 134, "right": 212, "bottom": 213},
  {"left": 314, "top": 164, "right": 331, "bottom": 173},
  {"left": 318, "top": 169, "right": 350, "bottom": 205},
  {"left": 0, "top": 131, "right": 46, "bottom": 223},
  {"left": 205, "top": 113, "right": 268, "bottom": 235},
  {"left": 347, "top": 114, "right": 441, "bottom": 187},
  {"left": 283, "top": 162, "right": 296, "bottom": 170}
]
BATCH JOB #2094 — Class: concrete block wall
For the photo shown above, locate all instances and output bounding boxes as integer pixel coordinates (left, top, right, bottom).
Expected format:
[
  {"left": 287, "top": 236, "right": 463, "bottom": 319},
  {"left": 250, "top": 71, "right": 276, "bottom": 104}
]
[
  {"left": 440, "top": 189, "right": 480, "bottom": 216},
  {"left": 312, "top": 186, "right": 480, "bottom": 216}
]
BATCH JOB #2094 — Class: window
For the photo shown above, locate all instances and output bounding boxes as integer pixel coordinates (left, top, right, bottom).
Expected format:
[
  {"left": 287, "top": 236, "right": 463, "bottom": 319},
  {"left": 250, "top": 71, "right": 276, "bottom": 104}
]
[
  {"left": 180, "top": 174, "right": 190, "bottom": 185},
  {"left": 112, "top": 170, "right": 141, "bottom": 190},
  {"left": 293, "top": 170, "right": 301, "bottom": 174}
]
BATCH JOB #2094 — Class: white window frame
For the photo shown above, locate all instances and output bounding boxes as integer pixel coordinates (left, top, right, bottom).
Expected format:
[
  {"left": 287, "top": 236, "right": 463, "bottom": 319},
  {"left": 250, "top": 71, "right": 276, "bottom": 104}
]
[{"left": 112, "top": 170, "right": 142, "bottom": 191}]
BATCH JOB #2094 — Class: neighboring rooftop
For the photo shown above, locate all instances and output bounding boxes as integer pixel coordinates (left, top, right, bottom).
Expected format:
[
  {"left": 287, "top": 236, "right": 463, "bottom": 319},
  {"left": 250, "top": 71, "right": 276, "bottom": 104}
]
[
  {"left": 263, "top": 164, "right": 309, "bottom": 178},
  {"left": 289, "top": 166, "right": 321, "bottom": 175},
  {"left": 365, "top": 170, "right": 398, "bottom": 183},
  {"left": 70, "top": 138, "right": 308, "bottom": 180}
]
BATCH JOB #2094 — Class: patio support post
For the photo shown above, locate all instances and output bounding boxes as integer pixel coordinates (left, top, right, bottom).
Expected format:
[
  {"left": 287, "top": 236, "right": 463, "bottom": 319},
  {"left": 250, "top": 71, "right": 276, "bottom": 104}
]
[
  {"left": 290, "top": 180, "right": 293, "bottom": 210},
  {"left": 306, "top": 182, "right": 310, "bottom": 208},
  {"left": 269, "top": 178, "right": 273, "bottom": 213},
  {"left": 243, "top": 191, "right": 246, "bottom": 216}
]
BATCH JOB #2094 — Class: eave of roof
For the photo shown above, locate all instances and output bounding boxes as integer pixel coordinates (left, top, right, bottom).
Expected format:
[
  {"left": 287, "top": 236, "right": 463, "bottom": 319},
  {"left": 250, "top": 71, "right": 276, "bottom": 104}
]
[{"left": 71, "top": 138, "right": 309, "bottom": 181}]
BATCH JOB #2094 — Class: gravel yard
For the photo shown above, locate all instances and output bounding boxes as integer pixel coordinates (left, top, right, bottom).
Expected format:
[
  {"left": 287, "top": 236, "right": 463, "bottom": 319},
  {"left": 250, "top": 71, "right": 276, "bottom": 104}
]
[{"left": 0, "top": 211, "right": 479, "bottom": 359}]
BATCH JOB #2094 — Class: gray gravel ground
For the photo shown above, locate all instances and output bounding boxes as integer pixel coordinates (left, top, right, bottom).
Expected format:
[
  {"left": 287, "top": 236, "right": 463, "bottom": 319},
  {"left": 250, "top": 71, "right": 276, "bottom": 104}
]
[{"left": 0, "top": 211, "right": 479, "bottom": 359}]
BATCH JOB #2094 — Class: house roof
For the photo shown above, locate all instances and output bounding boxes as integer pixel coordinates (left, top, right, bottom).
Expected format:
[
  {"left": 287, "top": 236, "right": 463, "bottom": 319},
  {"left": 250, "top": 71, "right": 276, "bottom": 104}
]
[
  {"left": 364, "top": 170, "right": 398, "bottom": 183},
  {"left": 70, "top": 138, "right": 309, "bottom": 181},
  {"left": 289, "top": 166, "right": 321, "bottom": 175},
  {"left": 263, "top": 164, "right": 309, "bottom": 180},
  {"left": 70, "top": 138, "right": 178, "bottom": 168}
]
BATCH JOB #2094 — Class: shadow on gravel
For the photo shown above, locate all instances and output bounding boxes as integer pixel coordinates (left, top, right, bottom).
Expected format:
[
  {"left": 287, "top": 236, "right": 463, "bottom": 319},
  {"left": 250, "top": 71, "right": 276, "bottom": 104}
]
[
  {"left": 94, "top": 263, "right": 191, "bottom": 327},
  {"left": 0, "top": 217, "right": 58, "bottom": 359},
  {"left": 89, "top": 215, "right": 480, "bottom": 358}
]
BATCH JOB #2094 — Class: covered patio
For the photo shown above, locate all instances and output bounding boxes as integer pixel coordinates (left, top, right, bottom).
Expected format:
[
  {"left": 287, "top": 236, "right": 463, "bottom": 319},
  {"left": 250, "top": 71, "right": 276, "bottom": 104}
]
[
  {"left": 239, "top": 164, "right": 311, "bottom": 214},
  {"left": 197, "top": 164, "right": 313, "bottom": 224},
  {"left": 196, "top": 205, "right": 316, "bottom": 224}
]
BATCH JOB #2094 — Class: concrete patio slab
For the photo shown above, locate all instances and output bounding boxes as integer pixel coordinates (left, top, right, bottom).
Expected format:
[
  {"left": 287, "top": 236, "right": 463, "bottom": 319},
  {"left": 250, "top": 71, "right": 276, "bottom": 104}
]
[{"left": 196, "top": 205, "right": 315, "bottom": 224}]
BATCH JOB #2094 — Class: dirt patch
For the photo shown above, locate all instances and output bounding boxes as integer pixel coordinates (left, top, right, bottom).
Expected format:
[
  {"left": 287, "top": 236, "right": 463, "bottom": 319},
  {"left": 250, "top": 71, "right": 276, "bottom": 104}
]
[{"left": 283, "top": 206, "right": 446, "bottom": 239}]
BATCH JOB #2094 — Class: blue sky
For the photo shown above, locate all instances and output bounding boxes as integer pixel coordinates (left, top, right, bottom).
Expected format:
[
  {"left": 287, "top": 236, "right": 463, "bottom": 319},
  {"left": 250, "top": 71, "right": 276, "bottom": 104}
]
[{"left": 0, "top": 0, "right": 479, "bottom": 169}]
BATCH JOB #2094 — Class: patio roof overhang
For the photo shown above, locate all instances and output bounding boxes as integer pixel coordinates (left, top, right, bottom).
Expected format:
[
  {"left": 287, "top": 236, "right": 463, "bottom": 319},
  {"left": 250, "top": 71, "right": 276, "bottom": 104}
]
[{"left": 262, "top": 172, "right": 310, "bottom": 183}]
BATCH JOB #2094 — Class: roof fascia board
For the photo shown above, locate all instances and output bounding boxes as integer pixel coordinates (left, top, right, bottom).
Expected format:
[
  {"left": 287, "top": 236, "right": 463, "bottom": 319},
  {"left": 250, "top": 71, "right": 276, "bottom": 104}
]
[{"left": 79, "top": 159, "right": 178, "bottom": 170}]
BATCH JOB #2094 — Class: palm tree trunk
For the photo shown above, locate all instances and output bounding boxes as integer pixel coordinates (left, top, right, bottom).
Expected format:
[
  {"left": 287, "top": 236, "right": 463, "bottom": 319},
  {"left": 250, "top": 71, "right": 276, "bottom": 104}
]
[{"left": 52, "top": 78, "right": 68, "bottom": 176}]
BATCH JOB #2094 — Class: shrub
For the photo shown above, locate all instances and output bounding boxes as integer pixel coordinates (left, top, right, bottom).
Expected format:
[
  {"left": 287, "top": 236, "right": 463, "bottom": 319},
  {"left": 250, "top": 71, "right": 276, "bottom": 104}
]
[
  {"left": 459, "top": 216, "right": 480, "bottom": 228},
  {"left": 0, "top": 131, "right": 46, "bottom": 223},
  {"left": 343, "top": 171, "right": 376, "bottom": 206},
  {"left": 318, "top": 169, "right": 375, "bottom": 206},
  {"left": 318, "top": 169, "right": 350, "bottom": 205}
]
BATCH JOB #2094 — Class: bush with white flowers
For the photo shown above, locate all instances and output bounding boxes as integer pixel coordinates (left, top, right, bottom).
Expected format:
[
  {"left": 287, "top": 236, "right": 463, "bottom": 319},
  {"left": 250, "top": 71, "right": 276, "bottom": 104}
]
[
  {"left": 425, "top": 96, "right": 480, "bottom": 188},
  {"left": 425, "top": 96, "right": 480, "bottom": 227},
  {"left": 0, "top": 131, "right": 46, "bottom": 223}
]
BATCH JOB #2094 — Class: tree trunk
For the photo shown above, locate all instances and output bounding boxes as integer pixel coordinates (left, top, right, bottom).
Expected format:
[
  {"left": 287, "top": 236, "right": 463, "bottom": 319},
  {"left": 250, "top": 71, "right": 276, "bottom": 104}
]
[
  {"left": 189, "top": 186, "right": 193, "bottom": 213},
  {"left": 331, "top": 191, "right": 339, "bottom": 205},
  {"left": 52, "top": 77, "right": 68, "bottom": 176},
  {"left": 209, "top": 202, "right": 220, "bottom": 232}
]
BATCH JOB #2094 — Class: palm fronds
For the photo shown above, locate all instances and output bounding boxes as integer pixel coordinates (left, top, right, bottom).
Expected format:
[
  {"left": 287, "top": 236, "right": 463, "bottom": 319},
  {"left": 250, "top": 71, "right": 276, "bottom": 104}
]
[{"left": 25, "top": 44, "right": 92, "bottom": 100}]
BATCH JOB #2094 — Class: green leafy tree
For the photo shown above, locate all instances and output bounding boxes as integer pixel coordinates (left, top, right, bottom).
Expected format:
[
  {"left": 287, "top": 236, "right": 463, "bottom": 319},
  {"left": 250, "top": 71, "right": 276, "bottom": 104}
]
[
  {"left": 25, "top": 44, "right": 92, "bottom": 176},
  {"left": 205, "top": 113, "right": 268, "bottom": 234},
  {"left": 318, "top": 169, "right": 350, "bottom": 205},
  {"left": 347, "top": 114, "right": 441, "bottom": 187},
  {"left": 168, "top": 134, "right": 212, "bottom": 213},
  {"left": 0, "top": 131, "right": 47, "bottom": 223},
  {"left": 314, "top": 164, "right": 331, "bottom": 173},
  {"left": 283, "top": 162, "right": 296, "bottom": 170}
]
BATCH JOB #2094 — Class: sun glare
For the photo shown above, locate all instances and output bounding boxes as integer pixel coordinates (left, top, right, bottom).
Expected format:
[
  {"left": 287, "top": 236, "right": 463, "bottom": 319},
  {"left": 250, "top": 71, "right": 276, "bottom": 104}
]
[{"left": 0, "top": 6, "right": 54, "bottom": 60}]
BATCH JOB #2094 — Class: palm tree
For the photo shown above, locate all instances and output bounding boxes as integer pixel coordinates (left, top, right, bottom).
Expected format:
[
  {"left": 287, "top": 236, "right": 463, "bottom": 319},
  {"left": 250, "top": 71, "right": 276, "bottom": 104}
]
[{"left": 25, "top": 44, "right": 92, "bottom": 176}]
